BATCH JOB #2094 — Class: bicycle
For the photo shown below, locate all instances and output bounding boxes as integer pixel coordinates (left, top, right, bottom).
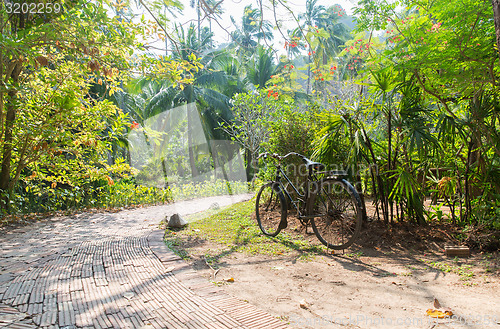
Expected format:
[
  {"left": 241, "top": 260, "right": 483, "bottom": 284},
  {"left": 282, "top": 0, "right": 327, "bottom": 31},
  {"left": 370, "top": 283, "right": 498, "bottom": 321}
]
[{"left": 255, "top": 152, "right": 365, "bottom": 250}]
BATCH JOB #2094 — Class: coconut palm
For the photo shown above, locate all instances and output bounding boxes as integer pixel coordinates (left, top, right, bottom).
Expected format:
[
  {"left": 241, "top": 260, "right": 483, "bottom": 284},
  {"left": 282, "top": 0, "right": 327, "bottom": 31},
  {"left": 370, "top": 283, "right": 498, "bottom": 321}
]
[
  {"left": 245, "top": 46, "right": 279, "bottom": 88},
  {"left": 127, "top": 23, "right": 237, "bottom": 179},
  {"left": 316, "top": 5, "right": 351, "bottom": 61},
  {"left": 298, "top": 0, "right": 326, "bottom": 27},
  {"left": 203, "top": 0, "right": 225, "bottom": 47},
  {"left": 230, "top": 5, "right": 273, "bottom": 53}
]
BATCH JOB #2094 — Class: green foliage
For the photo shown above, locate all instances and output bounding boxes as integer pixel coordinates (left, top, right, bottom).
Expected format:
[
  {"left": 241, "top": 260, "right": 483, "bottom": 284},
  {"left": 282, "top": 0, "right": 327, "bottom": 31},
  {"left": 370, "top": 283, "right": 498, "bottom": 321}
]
[
  {"left": 265, "top": 105, "right": 320, "bottom": 158},
  {"left": 7, "top": 178, "right": 171, "bottom": 213},
  {"left": 312, "top": 103, "right": 356, "bottom": 166},
  {"left": 230, "top": 5, "right": 273, "bottom": 53},
  {"left": 0, "top": 0, "right": 203, "bottom": 214},
  {"left": 3, "top": 177, "right": 250, "bottom": 215},
  {"left": 474, "top": 197, "right": 500, "bottom": 230},
  {"left": 389, "top": 167, "right": 424, "bottom": 224},
  {"left": 221, "top": 89, "right": 284, "bottom": 177},
  {"left": 168, "top": 179, "right": 249, "bottom": 200}
]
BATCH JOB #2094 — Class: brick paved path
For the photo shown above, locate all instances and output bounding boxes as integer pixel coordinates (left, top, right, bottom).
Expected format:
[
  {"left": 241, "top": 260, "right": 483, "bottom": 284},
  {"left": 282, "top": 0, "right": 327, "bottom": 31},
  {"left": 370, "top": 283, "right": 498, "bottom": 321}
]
[{"left": 0, "top": 195, "right": 288, "bottom": 329}]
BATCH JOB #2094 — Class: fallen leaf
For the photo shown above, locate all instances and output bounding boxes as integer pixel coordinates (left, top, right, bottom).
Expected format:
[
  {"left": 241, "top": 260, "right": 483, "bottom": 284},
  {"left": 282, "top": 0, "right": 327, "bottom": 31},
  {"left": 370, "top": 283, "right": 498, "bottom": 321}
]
[
  {"left": 225, "top": 277, "right": 234, "bottom": 283},
  {"left": 299, "top": 299, "right": 309, "bottom": 309},
  {"left": 433, "top": 298, "right": 441, "bottom": 309},
  {"left": 426, "top": 309, "right": 453, "bottom": 318}
]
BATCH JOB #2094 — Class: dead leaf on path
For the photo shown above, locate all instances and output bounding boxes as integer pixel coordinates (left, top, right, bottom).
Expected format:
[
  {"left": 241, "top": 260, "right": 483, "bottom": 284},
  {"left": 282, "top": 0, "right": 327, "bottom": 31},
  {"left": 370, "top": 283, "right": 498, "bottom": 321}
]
[
  {"left": 427, "top": 298, "right": 453, "bottom": 318},
  {"left": 225, "top": 277, "right": 234, "bottom": 282},
  {"left": 426, "top": 309, "right": 453, "bottom": 318},
  {"left": 433, "top": 298, "right": 441, "bottom": 309}
]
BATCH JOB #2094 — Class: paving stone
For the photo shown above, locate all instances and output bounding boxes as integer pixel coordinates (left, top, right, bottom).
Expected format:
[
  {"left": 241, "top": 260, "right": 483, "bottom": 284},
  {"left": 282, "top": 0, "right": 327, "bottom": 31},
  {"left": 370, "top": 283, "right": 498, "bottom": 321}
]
[
  {"left": 12, "top": 293, "right": 30, "bottom": 306},
  {"left": 215, "top": 313, "right": 245, "bottom": 328},
  {"left": 39, "top": 310, "right": 57, "bottom": 326},
  {"left": 0, "top": 195, "right": 289, "bottom": 329}
]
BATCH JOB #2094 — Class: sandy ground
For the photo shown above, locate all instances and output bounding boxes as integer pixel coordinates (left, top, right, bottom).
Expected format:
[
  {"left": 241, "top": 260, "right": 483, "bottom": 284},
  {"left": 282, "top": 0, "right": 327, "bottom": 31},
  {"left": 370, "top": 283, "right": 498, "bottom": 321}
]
[
  {"left": 176, "top": 199, "right": 500, "bottom": 329},
  {"left": 184, "top": 246, "right": 500, "bottom": 329}
]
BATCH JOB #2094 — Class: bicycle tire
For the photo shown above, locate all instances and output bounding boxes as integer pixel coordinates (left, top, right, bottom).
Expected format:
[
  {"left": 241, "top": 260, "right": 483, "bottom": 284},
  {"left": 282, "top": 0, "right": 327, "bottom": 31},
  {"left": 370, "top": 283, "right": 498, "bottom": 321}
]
[
  {"left": 255, "top": 182, "right": 287, "bottom": 237},
  {"left": 308, "top": 178, "right": 363, "bottom": 250}
]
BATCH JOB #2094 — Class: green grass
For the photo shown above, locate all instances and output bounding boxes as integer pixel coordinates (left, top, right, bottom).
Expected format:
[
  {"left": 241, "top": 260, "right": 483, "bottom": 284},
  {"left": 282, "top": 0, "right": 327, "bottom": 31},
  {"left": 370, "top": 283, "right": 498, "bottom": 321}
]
[
  {"left": 344, "top": 251, "right": 364, "bottom": 258},
  {"left": 423, "top": 259, "right": 475, "bottom": 282},
  {"left": 164, "top": 200, "right": 325, "bottom": 261}
]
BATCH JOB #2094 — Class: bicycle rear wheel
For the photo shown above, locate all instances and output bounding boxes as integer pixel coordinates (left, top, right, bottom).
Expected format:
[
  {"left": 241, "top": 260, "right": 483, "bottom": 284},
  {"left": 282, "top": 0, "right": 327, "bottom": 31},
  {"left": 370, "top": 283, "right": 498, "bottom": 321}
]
[
  {"left": 255, "top": 182, "right": 287, "bottom": 237},
  {"left": 309, "top": 178, "right": 363, "bottom": 250}
]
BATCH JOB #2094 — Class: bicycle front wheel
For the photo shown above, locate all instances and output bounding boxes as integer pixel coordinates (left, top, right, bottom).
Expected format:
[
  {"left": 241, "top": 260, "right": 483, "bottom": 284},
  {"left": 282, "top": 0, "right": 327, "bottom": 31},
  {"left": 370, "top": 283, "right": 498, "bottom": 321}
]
[
  {"left": 309, "top": 179, "right": 363, "bottom": 250},
  {"left": 255, "top": 182, "right": 287, "bottom": 237}
]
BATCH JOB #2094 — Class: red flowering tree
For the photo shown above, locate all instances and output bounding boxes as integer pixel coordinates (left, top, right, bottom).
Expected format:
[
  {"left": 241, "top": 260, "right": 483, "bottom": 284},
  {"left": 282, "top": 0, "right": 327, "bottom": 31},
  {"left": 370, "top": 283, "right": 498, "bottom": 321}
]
[{"left": 349, "top": 0, "right": 500, "bottom": 224}]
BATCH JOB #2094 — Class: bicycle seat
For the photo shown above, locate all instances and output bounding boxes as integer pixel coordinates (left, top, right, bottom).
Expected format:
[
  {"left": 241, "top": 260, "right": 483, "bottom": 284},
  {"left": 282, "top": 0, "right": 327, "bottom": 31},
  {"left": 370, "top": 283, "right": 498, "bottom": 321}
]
[{"left": 303, "top": 158, "right": 325, "bottom": 171}]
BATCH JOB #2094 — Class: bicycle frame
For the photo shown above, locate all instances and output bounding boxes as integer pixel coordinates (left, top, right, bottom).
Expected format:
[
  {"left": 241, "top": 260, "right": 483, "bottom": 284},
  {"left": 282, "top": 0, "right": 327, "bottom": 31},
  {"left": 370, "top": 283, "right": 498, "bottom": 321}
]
[{"left": 273, "top": 162, "right": 320, "bottom": 220}]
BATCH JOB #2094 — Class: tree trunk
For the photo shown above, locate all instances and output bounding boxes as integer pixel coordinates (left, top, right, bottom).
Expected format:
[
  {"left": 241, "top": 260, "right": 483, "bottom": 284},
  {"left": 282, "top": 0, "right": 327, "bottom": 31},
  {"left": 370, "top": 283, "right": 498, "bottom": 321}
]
[
  {"left": 387, "top": 108, "right": 393, "bottom": 223},
  {"left": 187, "top": 104, "right": 199, "bottom": 179},
  {"left": 362, "top": 125, "right": 388, "bottom": 223},
  {"left": 161, "top": 158, "right": 169, "bottom": 189},
  {"left": 492, "top": 0, "right": 500, "bottom": 65},
  {"left": 237, "top": 151, "right": 245, "bottom": 182},
  {"left": 306, "top": 55, "right": 311, "bottom": 94},
  {"left": 0, "top": 61, "right": 22, "bottom": 212},
  {"left": 245, "top": 148, "right": 252, "bottom": 181}
]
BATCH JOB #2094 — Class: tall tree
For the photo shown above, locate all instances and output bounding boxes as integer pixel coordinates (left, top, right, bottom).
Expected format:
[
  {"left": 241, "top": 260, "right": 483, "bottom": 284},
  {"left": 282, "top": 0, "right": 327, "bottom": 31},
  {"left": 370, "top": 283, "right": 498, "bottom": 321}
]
[
  {"left": 353, "top": 0, "right": 500, "bottom": 224},
  {"left": 0, "top": 0, "right": 194, "bottom": 212},
  {"left": 230, "top": 5, "right": 273, "bottom": 54},
  {"left": 492, "top": 0, "right": 500, "bottom": 65},
  {"left": 128, "top": 24, "right": 235, "bottom": 179},
  {"left": 298, "top": 0, "right": 326, "bottom": 27},
  {"left": 246, "top": 46, "right": 279, "bottom": 88}
]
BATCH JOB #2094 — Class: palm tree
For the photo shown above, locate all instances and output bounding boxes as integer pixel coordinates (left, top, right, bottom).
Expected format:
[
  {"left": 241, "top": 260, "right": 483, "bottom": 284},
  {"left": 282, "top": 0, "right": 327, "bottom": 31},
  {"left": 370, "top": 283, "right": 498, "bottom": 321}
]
[
  {"left": 230, "top": 5, "right": 273, "bottom": 54},
  {"left": 208, "top": 51, "right": 252, "bottom": 96},
  {"left": 298, "top": 0, "right": 326, "bottom": 27},
  {"left": 128, "top": 23, "right": 235, "bottom": 179},
  {"left": 203, "top": 0, "right": 225, "bottom": 47},
  {"left": 297, "top": 0, "right": 327, "bottom": 94},
  {"left": 316, "top": 5, "right": 350, "bottom": 62},
  {"left": 174, "top": 23, "right": 213, "bottom": 59},
  {"left": 245, "top": 46, "right": 279, "bottom": 88},
  {"left": 296, "top": 1, "right": 352, "bottom": 94}
]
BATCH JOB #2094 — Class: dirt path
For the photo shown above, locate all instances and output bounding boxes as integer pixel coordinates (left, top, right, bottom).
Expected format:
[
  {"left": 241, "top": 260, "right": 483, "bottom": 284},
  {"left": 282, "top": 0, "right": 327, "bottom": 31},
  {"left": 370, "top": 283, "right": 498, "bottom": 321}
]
[
  {"left": 204, "top": 252, "right": 499, "bottom": 329},
  {"left": 178, "top": 212, "right": 500, "bottom": 329}
]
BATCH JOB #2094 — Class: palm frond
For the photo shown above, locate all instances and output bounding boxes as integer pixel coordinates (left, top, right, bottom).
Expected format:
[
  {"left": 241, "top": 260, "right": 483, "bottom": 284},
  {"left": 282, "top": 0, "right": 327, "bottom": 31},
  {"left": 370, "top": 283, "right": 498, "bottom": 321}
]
[{"left": 145, "top": 87, "right": 179, "bottom": 119}]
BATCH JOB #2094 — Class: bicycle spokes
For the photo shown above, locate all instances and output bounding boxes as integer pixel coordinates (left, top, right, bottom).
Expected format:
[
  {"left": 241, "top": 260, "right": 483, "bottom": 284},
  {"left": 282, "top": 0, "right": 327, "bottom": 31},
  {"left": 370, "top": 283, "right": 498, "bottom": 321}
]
[
  {"left": 255, "top": 183, "right": 287, "bottom": 237},
  {"left": 311, "top": 179, "right": 362, "bottom": 250}
]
